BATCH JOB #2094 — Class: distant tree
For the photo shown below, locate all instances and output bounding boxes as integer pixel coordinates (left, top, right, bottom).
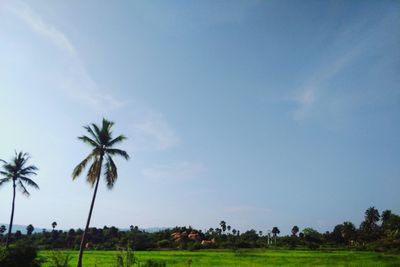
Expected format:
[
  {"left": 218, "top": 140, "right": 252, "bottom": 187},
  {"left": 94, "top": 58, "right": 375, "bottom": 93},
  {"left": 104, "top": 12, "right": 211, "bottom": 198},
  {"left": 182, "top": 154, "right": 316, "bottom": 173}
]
[
  {"left": 227, "top": 225, "right": 231, "bottom": 233},
  {"left": 15, "top": 230, "right": 22, "bottom": 240},
  {"left": 360, "top": 207, "right": 380, "bottom": 241},
  {"left": 381, "top": 210, "right": 392, "bottom": 228},
  {"left": 220, "top": 221, "right": 227, "bottom": 233},
  {"left": 215, "top": 228, "right": 222, "bottom": 235},
  {"left": 0, "top": 225, "right": 6, "bottom": 235},
  {"left": 52, "top": 221, "right": 58, "bottom": 231},
  {"left": 259, "top": 231, "right": 263, "bottom": 237},
  {"left": 72, "top": 118, "right": 129, "bottom": 267},
  {"left": 272, "top": 227, "right": 280, "bottom": 244},
  {"left": 0, "top": 151, "right": 39, "bottom": 247},
  {"left": 341, "top": 222, "right": 356, "bottom": 243},
  {"left": 291, "top": 226, "right": 299, "bottom": 237},
  {"left": 26, "top": 224, "right": 34, "bottom": 235},
  {"left": 232, "top": 229, "right": 237, "bottom": 236}
]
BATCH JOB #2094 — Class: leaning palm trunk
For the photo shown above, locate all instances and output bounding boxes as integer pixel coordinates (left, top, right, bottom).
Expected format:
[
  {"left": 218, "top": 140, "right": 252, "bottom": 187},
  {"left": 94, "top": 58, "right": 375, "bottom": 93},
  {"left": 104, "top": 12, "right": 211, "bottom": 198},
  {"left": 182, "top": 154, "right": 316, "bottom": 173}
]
[
  {"left": 77, "top": 155, "right": 103, "bottom": 267},
  {"left": 6, "top": 180, "right": 16, "bottom": 248}
]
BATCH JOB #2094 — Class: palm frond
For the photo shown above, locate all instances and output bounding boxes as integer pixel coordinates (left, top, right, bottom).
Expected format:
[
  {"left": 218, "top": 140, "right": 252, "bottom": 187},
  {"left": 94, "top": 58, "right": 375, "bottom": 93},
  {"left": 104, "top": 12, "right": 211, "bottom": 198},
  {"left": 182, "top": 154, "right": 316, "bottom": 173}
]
[
  {"left": 104, "top": 156, "right": 118, "bottom": 189},
  {"left": 17, "top": 180, "right": 30, "bottom": 197},
  {"left": 106, "top": 148, "right": 130, "bottom": 160},
  {"left": 84, "top": 125, "right": 101, "bottom": 144},
  {"left": 72, "top": 152, "right": 95, "bottom": 179},
  {"left": 78, "top": 135, "right": 99, "bottom": 147},
  {"left": 0, "top": 178, "right": 11, "bottom": 186},
  {"left": 20, "top": 165, "right": 38, "bottom": 176},
  {"left": 86, "top": 158, "right": 101, "bottom": 186},
  {"left": 19, "top": 176, "right": 40, "bottom": 190},
  {"left": 100, "top": 118, "right": 114, "bottom": 144},
  {"left": 15, "top": 151, "right": 30, "bottom": 167},
  {"left": 108, "top": 135, "right": 127, "bottom": 147},
  {"left": 91, "top": 123, "right": 103, "bottom": 144}
]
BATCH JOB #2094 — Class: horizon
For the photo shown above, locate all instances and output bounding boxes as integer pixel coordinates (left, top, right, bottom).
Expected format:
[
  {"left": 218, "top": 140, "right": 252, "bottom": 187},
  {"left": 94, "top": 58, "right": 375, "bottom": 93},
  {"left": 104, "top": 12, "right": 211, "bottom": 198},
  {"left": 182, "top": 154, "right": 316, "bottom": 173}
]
[{"left": 0, "top": 0, "right": 399, "bottom": 236}]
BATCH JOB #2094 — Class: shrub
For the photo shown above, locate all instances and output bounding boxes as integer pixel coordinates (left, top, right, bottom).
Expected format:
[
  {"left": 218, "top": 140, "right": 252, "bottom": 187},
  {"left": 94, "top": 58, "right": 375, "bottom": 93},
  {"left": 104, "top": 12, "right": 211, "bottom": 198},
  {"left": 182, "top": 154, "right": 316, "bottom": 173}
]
[
  {"left": 47, "top": 250, "right": 72, "bottom": 267},
  {"left": 0, "top": 242, "right": 41, "bottom": 267}
]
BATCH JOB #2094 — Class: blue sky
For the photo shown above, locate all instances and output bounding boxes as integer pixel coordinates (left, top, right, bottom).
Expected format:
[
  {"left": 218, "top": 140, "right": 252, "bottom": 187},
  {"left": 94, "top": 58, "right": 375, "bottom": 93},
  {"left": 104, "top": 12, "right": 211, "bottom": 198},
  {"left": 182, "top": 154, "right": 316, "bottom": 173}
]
[{"left": 0, "top": 0, "right": 399, "bottom": 234}]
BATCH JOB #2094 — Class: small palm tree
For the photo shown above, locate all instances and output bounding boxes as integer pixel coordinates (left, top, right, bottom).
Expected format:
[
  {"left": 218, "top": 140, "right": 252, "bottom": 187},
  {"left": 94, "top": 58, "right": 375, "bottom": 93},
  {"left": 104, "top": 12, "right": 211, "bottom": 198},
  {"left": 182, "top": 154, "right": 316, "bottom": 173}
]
[
  {"left": 272, "top": 226, "right": 280, "bottom": 244},
  {"left": 291, "top": 225, "right": 299, "bottom": 237},
  {"left": 72, "top": 118, "right": 129, "bottom": 267},
  {"left": 52, "top": 221, "right": 57, "bottom": 231},
  {"left": 26, "top": 224, "right": 34, "bottom": 235},
  {"left": 0, "top": 151, "right": 39, "bottom": 247}
]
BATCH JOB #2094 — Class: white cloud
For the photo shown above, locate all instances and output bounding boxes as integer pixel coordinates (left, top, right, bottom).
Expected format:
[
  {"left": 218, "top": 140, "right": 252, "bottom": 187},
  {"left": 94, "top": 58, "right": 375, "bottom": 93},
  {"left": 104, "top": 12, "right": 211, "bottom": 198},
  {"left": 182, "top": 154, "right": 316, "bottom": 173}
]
[
  {"left": 8, "top": 1, "right": 76, "bottom": 56},
  {"left": 6, "top": 0, "right": 125, "bottom": 111},
  {"left": 130, "top": 111, "right": 180, "bottom": 151},
  {"left": 141, "top": 161, "right": 205, "bottom": 183}
]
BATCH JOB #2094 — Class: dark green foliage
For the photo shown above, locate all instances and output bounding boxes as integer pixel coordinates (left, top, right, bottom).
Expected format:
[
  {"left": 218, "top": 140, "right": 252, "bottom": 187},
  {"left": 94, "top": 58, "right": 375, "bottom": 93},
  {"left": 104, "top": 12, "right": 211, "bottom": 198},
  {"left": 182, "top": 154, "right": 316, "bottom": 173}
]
[
  {"left": 139, "top": 259, "right": 167, "bottom": 267},
  {"left": 0, "top": 242, "right": 41, "bottom": 267}
]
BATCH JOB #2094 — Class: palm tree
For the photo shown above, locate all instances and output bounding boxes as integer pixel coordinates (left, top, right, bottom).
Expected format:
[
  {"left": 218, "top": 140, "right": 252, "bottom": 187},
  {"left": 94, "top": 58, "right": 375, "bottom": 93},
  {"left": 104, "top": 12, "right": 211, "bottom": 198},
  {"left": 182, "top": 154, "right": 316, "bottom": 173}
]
[
  {"left": 52, "top": 221, "right": 57, "bottom": 231},
  {"left": 272, "top": 226, "right": 280, "bottom": 244},
  {"left": 26, "top": 224, "right": 34, "bottom": 235},
  {"left": 220, "top": 221, "right": 226, "bottom": 234},
  {"left": 291, "top": 225, "right": 299, "bottom": 237},
  {"left": 0, "top": 151, "right": 39, "bottom": 247},
  {"left": 72, "top": 118, "right": 129, "bottom": 267}
]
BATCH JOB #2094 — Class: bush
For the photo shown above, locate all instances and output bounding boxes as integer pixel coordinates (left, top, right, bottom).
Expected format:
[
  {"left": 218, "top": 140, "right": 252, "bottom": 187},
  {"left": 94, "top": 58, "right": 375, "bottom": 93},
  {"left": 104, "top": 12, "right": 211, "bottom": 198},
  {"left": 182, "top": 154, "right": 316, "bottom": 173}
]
[
  {"left": 0, "top": 242, "right": 41, "bottom": 267},
  {"left": 47, "top": 250, "right": 72, "bottom": 267}
]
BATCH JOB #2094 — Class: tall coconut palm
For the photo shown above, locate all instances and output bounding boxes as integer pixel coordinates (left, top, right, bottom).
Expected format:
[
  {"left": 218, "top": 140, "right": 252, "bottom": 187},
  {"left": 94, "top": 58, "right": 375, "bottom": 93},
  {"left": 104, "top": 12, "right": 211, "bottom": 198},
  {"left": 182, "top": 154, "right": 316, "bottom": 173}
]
[
  {"left": 0, "top": 151, "right": 39, "bottom": 247},
  {"left": 72, "top": 118, "right": 129, "bottom": 267}
]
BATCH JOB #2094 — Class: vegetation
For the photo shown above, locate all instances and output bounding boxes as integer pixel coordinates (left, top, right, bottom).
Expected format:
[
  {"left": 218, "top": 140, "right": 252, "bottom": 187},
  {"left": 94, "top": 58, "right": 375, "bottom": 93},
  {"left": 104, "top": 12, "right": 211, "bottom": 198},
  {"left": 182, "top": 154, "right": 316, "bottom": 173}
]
[
  {"left": 0, "top": 242, "right": 41, "bottom": 267},
  {"left": 72, "top": 118, "right": 130, "bottom": 267},
  {"left": 0, "top": 151, "right": 39, "bottom": 247},
  {"left": 0, "top": 207, "right": 398, "bottom": 254},
  {"left": 38, "top": 250, "right": 400, "bottom": 266}
]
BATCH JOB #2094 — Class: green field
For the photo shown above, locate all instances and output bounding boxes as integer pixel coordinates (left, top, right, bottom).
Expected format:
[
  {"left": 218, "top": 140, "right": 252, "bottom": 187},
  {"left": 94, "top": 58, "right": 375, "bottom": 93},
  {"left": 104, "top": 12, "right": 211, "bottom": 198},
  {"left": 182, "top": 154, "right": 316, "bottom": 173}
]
[{"left": 39, "top": 250, "right": 400, "bottom": 266}]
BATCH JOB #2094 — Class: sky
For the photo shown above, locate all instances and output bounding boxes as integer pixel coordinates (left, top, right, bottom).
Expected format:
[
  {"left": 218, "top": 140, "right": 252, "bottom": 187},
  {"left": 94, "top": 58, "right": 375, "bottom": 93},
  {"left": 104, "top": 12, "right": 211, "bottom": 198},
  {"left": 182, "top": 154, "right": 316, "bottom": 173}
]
[{"left": 0, "top": 0, "right": 399, "bottom": 235}]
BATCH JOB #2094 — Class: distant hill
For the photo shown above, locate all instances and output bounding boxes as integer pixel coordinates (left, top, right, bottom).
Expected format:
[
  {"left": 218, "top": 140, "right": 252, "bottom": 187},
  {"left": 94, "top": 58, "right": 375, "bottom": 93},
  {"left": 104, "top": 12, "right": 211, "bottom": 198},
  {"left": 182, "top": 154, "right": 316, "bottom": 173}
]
[
  {"left": 0, "top": 223, "right": 45, "bottom": 234},
  {"left": 0, "top": 223, "right": 168, "bottom": 234}
]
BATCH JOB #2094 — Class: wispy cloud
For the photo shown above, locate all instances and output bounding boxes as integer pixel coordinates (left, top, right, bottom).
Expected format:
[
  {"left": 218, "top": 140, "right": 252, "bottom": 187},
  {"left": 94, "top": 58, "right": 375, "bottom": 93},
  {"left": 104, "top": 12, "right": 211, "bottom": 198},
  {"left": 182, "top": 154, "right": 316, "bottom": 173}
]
[
  {"left": 6, "top": 1, "right": 126, "bottom": 110},
  {"left": 291, "top": 11, "right": 397, "bottom": 121},
  {"left": 130, "top": 111, "right": 180, "bottom": 151},
  {"left": 141, "top": 161, "right": 205, "bottom": 183},
  {"left": 293, "top": 48, "right": 360, "bottom": 121}
]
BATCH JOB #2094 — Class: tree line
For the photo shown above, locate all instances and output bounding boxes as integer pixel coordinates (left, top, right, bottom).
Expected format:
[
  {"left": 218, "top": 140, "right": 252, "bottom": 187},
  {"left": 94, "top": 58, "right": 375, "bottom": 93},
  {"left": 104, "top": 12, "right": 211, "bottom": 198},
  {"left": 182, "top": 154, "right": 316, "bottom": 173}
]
[{"left": 0, "top": 207, "right": 399, "bottom": 252}]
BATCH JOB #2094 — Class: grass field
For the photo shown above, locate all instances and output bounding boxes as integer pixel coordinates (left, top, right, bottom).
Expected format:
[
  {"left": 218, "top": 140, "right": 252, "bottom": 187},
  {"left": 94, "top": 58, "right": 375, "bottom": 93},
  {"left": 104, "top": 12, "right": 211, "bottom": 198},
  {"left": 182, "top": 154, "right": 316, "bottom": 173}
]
[{"left": 39, "top": 249, "right": 400, "bottom": 266}]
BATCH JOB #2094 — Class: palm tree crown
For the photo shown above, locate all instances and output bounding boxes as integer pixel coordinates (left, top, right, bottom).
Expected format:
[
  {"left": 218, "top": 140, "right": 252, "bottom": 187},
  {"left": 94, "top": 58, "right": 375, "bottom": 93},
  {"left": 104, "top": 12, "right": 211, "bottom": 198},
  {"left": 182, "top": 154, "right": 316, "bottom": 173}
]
[
  {"left": 72, "top": 118, "right": 130, "bottom": 188},
  {"left": 0, "top": 151, "right": 39, "bottom": 195}
]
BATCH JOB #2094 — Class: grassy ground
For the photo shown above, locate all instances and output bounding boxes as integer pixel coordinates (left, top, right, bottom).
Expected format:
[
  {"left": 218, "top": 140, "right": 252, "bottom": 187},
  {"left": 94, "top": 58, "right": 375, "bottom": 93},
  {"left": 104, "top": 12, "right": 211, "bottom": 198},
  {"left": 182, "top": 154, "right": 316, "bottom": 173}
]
[{"left": 39, "top": 249, "right": 400, "bottom": 267}]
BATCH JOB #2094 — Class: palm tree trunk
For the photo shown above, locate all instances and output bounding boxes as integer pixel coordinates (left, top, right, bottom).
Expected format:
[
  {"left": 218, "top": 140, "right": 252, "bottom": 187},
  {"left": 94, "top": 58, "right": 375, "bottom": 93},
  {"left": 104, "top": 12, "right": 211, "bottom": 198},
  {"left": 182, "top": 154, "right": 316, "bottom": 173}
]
[
  {"left": 77, "top": 156, "right": 103, "bottom": 267},
  {"left": 6, "top": 180, "right": 16, "bottom": 248}
]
